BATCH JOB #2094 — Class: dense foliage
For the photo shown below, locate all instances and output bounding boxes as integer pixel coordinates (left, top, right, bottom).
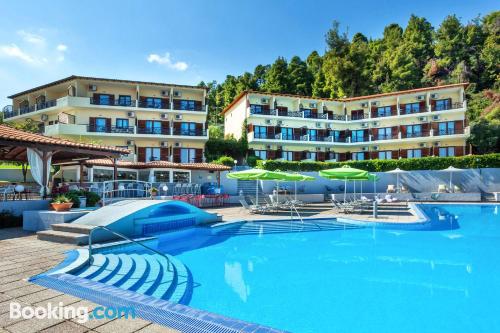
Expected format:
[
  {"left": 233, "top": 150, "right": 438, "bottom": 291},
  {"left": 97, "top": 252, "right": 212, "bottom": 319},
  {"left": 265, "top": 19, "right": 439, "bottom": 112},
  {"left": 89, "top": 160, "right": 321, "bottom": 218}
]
[
  {"left": 200, "top": 11, "right": 499, "bottom": 153},
  {"left": 204, "top": 137, "right": 247, "bottom": 162},
  {"left": 256, "top": 153, "right": 500, "bottom": 172},
  {"left": 212, "top": 155, "right": 235, "bottom": 167}
]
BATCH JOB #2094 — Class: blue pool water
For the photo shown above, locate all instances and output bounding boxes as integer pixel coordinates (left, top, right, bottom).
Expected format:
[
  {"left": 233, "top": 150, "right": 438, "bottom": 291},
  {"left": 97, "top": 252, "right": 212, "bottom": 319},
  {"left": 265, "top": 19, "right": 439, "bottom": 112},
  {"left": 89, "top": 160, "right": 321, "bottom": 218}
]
[{"left": 157, "top": 204, "right": 500, "bottom": 333}]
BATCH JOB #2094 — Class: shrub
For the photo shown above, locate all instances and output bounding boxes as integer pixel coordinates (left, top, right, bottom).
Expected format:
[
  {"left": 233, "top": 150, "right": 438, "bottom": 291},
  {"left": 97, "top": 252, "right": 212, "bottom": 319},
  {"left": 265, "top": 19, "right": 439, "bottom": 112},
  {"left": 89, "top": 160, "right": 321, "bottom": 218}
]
[
  {"left": 246, "top": 155, "right": 261, "bottom": 167},
  {"left": 205, "top": 138, "right": 247, "bottom": 162},
  {"left": 84, "top": 191, "right": 101, "bottom": 207},
  {"left": 65, "top": 191, "right": 82, "bottom": 208},
  {"left": 212, "top": 155, "right": 235, "bottom": 167},
  {"left": 256, "top": 153, "right": 500, "bottom": 172},
  {"left": 51, "top": 195, "right": 72, "bottom": 204}
]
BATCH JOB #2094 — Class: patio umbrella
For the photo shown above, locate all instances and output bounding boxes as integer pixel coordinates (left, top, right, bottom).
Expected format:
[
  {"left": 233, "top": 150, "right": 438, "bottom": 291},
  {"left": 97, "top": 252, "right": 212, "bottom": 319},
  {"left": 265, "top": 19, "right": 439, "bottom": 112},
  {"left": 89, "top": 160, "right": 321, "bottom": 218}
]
[
  {"left": 283, "top": 173, "right": 315, "bottom": 201},
  {"left": 227, "top": 168, "right": 298, "bottom": 204},
  {"left": 319, "top": 166, "right": 369, "bottom": 202},
  {"left": 441, "top": 166, "right": 464, "bottom": 192},
  {"left": 386, "top": 168, "right": 408, "bottom": 192}
]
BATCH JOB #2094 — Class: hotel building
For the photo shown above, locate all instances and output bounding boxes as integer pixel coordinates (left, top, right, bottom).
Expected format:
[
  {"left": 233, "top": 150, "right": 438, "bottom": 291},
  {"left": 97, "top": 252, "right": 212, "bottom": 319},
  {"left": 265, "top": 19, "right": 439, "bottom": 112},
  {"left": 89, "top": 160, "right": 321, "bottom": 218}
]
[
  {"left": 3, "top": 76, "right": 218, "bottom": 183},
  {"left": 222, "top": 83, "right": 470, "bottom": 162}
]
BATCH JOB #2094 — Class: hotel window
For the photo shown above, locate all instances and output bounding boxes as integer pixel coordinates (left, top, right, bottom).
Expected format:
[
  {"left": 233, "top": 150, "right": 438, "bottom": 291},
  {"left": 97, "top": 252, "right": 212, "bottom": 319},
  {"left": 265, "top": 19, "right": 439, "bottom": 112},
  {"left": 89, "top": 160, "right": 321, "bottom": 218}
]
[
  {"left": 98, "top": 94, "right": 112, "bottom": 105},
  {"left": 281, "top": 127, "right": 293, "bottom": 140},
  {"left": 332, "top": 130, "right": 342, "bottom": 142},
  {"left": 146, "top": 120, "right": 162, "bottom": 134},
  {"left": 173, "top": 171, "right": 190, "bottom": 183},
  {"left": 439, "top": 147, "right": 455, "bottom": 157},
  {"left": 406, "top": 125, "right": 422, "bottom": 138},
  {"left": 180, "top": 100, "right": 196, "bottom": 111},
  {"left": 307, "top": 129, "right": 317, "bottom": 141},
  {"left": 304, "top": 152, "right": 316, "bottom": 160},
  {"left": 145, "top": 147, "right": 161, "bottom": 162},
  {"left": 95, "top": 118, "right": 107, "bottom": 132},
  {"left": 404, "top": 103, "right": 420, "bottom": 114},
  {"left": 180, "top": 148, "right": 196, "bottom": 163},
  {"left": 434, "top": 99, "right": 451, "bottom": 111},
  {"left": 378, "top": 127, "right": 392, "bottom": 140},
  {"left": 118, "top": 95, "right": 131, "bottom": 106},
  {"left": 407, "top": 149, "right": 422, "bottom": 158},
  {"left": 282, "top": 151, "right": 293, "bottom": 161},
  {"left": 327, "top": 152, "right": 339, "bottom": 161},
  {"left": 254, "top": 126, "right": 267, "bottom": 139},
  {"left": 438, "top": 122, "right": 455, "bottom": 135},
  {"left": 146, "top": 97, "right": 162, "bottom": 109},
  {"left": 378, "top": 151, "right": 392, "bottom": 160},
  {"left": 116, "top": 118, "right": 129, "bottom": 129},
  {"left": 352, "top": 152, "right": 365, "bottom": 161},
  {"left": 351, "top": 130, "right": 365, "bottom": 143},
  {"left": 250, "top": 104, "right": 264, "bottom": 114},
  {"left": 302, "top": 109, "right": 313, "bottom": 118},
  {"left": 377, "top": 106, "right": 392, "bottom": 117},
  {"left": 351, "top": 109, "right": 364, "bottom": 120},
  {"left": 181, "top": 122, "right": 196, "bottom": 136},
  {"left": 254, "top": 150, "right": 267, "bottom": 160}
]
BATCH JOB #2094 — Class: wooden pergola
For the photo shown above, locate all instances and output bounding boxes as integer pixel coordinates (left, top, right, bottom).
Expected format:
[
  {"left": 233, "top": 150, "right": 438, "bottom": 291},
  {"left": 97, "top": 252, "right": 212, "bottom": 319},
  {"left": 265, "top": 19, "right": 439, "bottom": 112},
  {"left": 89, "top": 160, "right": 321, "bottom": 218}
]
[{"left": 0, "top": 125, "right": 129, "bottom": 196}]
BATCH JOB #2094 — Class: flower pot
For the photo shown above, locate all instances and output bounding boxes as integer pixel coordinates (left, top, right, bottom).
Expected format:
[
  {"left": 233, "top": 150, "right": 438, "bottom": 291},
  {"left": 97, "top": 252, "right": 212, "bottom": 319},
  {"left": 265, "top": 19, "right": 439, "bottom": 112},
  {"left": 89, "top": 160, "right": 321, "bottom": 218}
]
[{"left": 51, "top": 202, "right": 73, "bottom": 212}]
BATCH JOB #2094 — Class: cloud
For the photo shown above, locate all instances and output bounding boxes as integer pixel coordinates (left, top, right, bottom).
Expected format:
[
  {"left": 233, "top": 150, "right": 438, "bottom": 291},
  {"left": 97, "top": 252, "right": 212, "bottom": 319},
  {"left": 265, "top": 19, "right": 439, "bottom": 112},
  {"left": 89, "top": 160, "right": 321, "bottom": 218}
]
[
  {"left": 147, "top": 52, "right": 188, "bottom": 71},
  {"left": 56, "top": 44, "right": 67, "bottom": 52},
  {"left": 17, "top": 30, "right": 45, "bottom": 45},
  {"left": 0, "top": 44, "right": 36, "bottom": 63}
]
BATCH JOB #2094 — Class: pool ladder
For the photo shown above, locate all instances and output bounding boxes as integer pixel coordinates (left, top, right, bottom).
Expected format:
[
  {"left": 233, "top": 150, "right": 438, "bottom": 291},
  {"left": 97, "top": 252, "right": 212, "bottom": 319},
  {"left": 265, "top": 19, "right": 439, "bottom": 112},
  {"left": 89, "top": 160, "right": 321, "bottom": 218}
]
[
  {"left": 290, "top": 203, "right": 304, "bottom": 223},
  {"left": 87, "top": 225, "right": 172, "bottom": 271}
]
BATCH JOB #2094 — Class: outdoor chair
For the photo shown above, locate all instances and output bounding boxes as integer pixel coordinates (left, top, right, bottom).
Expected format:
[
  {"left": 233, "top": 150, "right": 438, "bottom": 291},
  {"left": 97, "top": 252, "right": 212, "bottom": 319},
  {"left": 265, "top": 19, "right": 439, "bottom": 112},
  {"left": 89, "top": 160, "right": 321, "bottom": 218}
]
[
  {"left": 239, "top": 199, "right": 269, "bottom": 214},
  {"left": 400, "top": 185, "right": 409, "bottom": 193},
  {"left": 174, "top": 183, "right": 182, "bottom": 195},
  {"left": 384, "top": 194, "right": 399, "bottom": 203},
  {"left": 1, "top": 185, "right": 15, "bottom": 201},
  {"left": 386, "top": 184, "right": 396, "bottom": 193},
  {"left": 437, "top": 184, "right": 448, "bottom": 193}
]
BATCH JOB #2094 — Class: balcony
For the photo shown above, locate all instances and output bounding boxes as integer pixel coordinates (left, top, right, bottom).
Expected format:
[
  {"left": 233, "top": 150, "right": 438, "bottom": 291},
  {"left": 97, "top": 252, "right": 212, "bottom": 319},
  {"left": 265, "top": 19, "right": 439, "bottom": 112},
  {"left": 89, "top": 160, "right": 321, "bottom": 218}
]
[
  {"left": 431, "top": 101, "right": 465, "bottom": 111},
  {"left": 435, "top": 128, "right": 465, "bottom": 136},
  {"left": 373, "top": 133, "right": 399, "bottom": 141},
  {"left": 249, "top": 108, "right": 345, "bottom": 120},
  {"left": 402, "top": 131, "right": 431, "bottom": 139},
  {"left": 4, "top": 100, "right": 57, "bottom": 119},
  {"left": 88, "top": 125, "right": 135, "bottom": 134},
  {"left": 171, "top": 129, "right": 207, "bottom": 137},
  {"left": 136, "top": 127, "right": 170, "bottom": 135},
  {"left": 138, "top": 100, "right": 169, "bottom": 110},
  {"left": 91, "top": 98, "right": 136, "bottom": 107}
]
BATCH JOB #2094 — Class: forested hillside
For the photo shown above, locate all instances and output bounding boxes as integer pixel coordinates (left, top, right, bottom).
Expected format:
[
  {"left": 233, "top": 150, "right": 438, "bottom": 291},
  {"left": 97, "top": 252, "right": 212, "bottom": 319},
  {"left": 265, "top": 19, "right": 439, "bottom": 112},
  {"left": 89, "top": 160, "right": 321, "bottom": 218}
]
[{"left": 200, "top": 11, "right": 499, "bottom": 154}]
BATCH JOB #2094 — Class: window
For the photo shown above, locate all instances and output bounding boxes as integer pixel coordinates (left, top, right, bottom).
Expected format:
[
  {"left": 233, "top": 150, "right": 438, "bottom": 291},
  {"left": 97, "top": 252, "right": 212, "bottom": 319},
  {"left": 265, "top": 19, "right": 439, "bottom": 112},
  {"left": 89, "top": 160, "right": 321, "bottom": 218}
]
[
  {"left": 327, "top": 152, "right": 339, "bottom": 161},
  {"left": 154, "top": 171, "right": 169, "bottom": 182},
  {"left": 307, "top": 129, "right": 317, "bottom": 141},
  {"left": 99, "top": 94, "right": 112, "bottom": 105},
  {"left": 439, "top": 147, "right": 455, "bottom": 157},
  {"left": 378, "top": 127, "right": 392, "bottom": 140},
  {"left": 173, "top": 171, "right": 190, "bottom": 183},
  {"left": 407, "top": 149, "right": 422, "bottom": 158},
  {"left": 180, "top": 122, "right": 196, "bottom": 136},
  {"left": 254, "top": 126, "right": 268, "bottom": 139},
  {"left": 434, "top": 99, "right": 451, "bottom": 111},
  {"left": 404, "top": 103, "right": 420, "bottom": 114},
  {"left": 378, "top": 151, "right": 392, "bottom": 160},
  {"left": 282, "top": 151, "right": 293, "bottom": 161},
  {"left": 352, "top": 152, "right": 365, "bottom": 161},
  {"left": 146, "top": 120, "right": 162, "bottom": 134},
  {"left": 302, "top": 109, "right": 313, "bottom": 118},
  {"left": 145, "top": 147, "right": 160, "bottom": 162},
  {"left": 146, "top": 97, "right": 162, "bottom": 108},
  {"left": 179, "top": 100, "right": 195, "bottom": 111},
  {"left": 281, "top": 127, "right": 294, "bottom": 140},
  {"left": 180, "top": 148, "right": 196, "bottom": 163},
  {"left": 254, "top": 150, "right": 267, "bottom": 160},
  {"left": 351, "top": 110, "right": 364, "bottom": 120},
  {"left": 377, "top": 106, "right": 392, "bottom": 117},
  {"left": 250, "top": 104, "right": 264, "bottom": 114},
  {"left": 406, "top": 125, "right": 422, "bottom": 138},
  {"left": 438, "top": 122, "right": 455, "bottom": 136},
  {"left": 95, "top": 118, "right": 107, "bottom": 132},
  {"left": 305, "top": 152, "right": 316, "bottom": 160},
  {"left": 116, "top": 118, "right": 129, "bottom": 129},
  {"left": 351, "top": 130, "right": 365, "bottom": 143},
  {"left": 332, "top": 130, "right": 342, "bottom": 142},
  {"left": 118, "top": 95, "right": 131, "bottom": 106}
]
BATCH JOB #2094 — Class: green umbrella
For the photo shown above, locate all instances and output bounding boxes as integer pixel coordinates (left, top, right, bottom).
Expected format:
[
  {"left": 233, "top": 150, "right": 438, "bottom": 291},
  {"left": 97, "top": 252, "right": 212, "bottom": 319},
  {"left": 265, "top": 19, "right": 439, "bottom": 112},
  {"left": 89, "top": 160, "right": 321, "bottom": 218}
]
[
  {"left": 319, "top": 166, "right": 369, "bottom": 202},
  {"left": 278, "top": 173, "right": 315, "bottom": 201}
]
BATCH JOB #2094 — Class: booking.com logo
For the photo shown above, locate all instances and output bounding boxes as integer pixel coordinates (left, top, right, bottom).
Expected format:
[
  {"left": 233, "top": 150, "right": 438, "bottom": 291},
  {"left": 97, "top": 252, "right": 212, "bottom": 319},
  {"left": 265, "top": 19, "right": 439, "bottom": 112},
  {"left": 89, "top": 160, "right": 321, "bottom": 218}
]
[{"left": 10, "top": 302, "right": 136, "bottom": 323}]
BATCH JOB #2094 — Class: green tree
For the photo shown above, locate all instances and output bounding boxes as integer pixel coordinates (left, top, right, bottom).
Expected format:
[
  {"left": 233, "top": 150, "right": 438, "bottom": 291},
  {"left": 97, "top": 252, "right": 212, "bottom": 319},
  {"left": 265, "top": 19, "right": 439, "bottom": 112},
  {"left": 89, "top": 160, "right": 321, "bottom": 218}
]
[
  {"left": 262, "top": 57, "right": 291, "bottom": 93},
  {"left": 480, "top": 11, "right": 500, "bottom": 89},
  {"left": 288, "top": 56, "right": 313, "bottom": 95},
  {"left": 325, "top": 20, "right": 349, "bottom": 57}
]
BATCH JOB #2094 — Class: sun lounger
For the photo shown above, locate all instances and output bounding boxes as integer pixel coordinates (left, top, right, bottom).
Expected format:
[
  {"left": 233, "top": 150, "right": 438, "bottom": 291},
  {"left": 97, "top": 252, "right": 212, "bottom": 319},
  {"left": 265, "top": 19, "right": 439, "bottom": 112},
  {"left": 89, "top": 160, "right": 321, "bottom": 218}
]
[
  {"left": 386, "top": 184, "right": 396, "bottom": 193},
  {"left": 385, "top": 195, "right": 399, "bottom": 203},
  {"left": 239, "top": 199, "right": 269, "bottom": 214},
  {"left": 438, "top": 184, "right": 448, "bottom": 193}
]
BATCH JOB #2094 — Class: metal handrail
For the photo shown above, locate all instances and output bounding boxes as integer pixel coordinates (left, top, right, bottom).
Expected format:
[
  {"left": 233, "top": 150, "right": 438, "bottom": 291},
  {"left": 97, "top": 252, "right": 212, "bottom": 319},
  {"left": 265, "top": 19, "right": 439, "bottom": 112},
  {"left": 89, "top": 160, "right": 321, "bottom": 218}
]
[
  {"left": 289, "top": 203, "right": 304, "bottom": 224},
  {"left": 88, "top": 225, "right": 172, "bottom": 271}
]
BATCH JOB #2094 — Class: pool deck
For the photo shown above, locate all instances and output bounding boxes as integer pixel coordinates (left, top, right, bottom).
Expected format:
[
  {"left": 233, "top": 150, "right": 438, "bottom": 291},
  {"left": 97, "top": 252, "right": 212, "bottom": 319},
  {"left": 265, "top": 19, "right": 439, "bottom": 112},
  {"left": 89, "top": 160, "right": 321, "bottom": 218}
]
[
  {"left": 206, "top": 202, "right": 421, "bottom": 224},
  {"left": 0, "top": 228, "right": 179, "bottom": 333}
]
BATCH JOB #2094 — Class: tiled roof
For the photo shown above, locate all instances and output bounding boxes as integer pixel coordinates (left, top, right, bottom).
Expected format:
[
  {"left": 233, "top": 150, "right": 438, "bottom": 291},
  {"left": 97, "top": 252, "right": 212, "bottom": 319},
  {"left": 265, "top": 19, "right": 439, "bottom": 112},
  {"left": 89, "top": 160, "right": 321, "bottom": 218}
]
[
  {"left": 84, "top": 159, "right": 231, "bottom": 171},
  {"left": 221, "top": 83, "right": 469, "bottom": 114},
  {"left": 0, "top": 125, "right": 130, "bottom": 154},
  {"left": 8, "top": 75, "right": 207, "bottom": 98}
]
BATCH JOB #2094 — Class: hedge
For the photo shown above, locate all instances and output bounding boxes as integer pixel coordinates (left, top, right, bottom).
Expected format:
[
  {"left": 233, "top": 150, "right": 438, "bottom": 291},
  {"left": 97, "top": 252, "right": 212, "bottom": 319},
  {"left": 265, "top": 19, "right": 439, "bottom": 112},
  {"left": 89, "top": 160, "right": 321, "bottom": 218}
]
[{"left": 256, "top": 153, "right": 500, "bottom": 172}]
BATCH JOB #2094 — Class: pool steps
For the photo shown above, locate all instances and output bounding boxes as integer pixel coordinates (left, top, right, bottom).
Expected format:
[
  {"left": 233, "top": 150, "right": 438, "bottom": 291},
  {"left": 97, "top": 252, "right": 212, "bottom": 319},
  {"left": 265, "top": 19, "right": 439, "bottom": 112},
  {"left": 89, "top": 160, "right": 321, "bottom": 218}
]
[
  {"left": 52, "top": 250, "right": 193, "bottom": 303},
  {"left": 37, "top": 223, "right": 95, "bottom": 245}
]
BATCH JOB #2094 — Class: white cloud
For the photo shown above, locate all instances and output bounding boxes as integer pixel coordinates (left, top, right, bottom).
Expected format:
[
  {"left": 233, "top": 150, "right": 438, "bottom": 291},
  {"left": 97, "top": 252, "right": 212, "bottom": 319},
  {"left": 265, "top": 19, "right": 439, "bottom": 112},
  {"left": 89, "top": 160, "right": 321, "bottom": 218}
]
[
  {"left": 56, "top": 44, "right": 67, "bottom": 52},
  {"left": 17, "top": 30, "right": 45, "bottom": 45},
  {"left": 0, "top": 44, "right": 35, "bottom": 63},
  {"left": 147, "top": 52, "right": 188, "bottom": 71}
]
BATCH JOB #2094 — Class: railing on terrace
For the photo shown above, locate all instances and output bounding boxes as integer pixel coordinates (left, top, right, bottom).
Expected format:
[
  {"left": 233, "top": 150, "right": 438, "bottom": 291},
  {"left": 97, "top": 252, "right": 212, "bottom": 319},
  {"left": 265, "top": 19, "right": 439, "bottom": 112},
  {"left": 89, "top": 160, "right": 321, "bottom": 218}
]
[
  {"left": 403, "top": 131, "right": 431, "bottom": 138},
  {"left": 171, "top": 129, "right": 207, "bottom": 136},
  {"left": 347, "top": 114, "right": 368, "bottom": 121},
  {"left": 436, "top": 128, "right": 465, "bottom": 136},
  {"left": 138, "top": 100, "right": 170, "bottom": 109},
  {"left": 400, "top": 108, "right": 426, "bottom": 115},
  {"left": 249, "top": 108, "right": 347, "bottom": 121},
  {"left": 87, "top": 125, "right": 135, "bottom": 134},
  {"left": 172, "top": 103, "right": 205, "bottom": 112},
  {"left": 136, "top": 127, "right": 170, "bottom": 135},
  {"left": 374, "top": 134, "right": 399, "bottom": 141},
  {"left": 432, "top": 101, "right": 465, "bottom": 111},
  {"left": 3, "top": 100, "right": 57, "bottom": 119},
  {"left": 90, "top": 98, "right": 137, "bottom": 107}
]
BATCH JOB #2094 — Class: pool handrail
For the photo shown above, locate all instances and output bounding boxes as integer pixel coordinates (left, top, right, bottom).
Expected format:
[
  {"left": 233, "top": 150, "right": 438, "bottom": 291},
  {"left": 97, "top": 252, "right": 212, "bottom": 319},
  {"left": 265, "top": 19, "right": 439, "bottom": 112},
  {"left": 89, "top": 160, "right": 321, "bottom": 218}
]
[{"left": 88, "top": 225, "right": 172, "bottom": 271}]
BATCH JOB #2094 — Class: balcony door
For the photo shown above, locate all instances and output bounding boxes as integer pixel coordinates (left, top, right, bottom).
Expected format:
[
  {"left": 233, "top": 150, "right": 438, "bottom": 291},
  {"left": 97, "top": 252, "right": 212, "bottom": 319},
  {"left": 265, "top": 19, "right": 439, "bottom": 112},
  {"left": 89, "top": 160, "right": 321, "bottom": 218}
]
[
  {"left": 181, "top": 122, "right": 196, "bottom": 136},
  {"left": 351, "top": 130, "right": 365, "bottom": 143},
  {"left": 146, "top": 120, "right": 162, "bottom": 134},
  {"left": 254, "top": 125, "right": 267, "bottom": 139},
  {"left": 378, "top": 127, "right": 392, "bottom": 140},
  {"left": 281, "top": 127, "right": 293, "bottom": 140},
  {"left": 95, "top": 118, "right": 107, "bottom": 132},
  {"left": 406, "top": 125, "right": 421, "bottom": 138},
  {"left": 307, "top": 129, "right": 317, "bottom": 141},
  {"left": 438, "top": 122, "right": 455, "bottom": 135}
]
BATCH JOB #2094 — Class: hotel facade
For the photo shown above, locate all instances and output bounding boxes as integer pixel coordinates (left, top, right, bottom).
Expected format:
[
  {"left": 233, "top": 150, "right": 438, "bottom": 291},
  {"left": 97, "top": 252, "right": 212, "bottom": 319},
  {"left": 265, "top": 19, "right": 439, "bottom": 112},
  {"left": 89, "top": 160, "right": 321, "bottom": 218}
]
[
  {"left": 222, "top": 83, "right": 470, "bottom": 162},
  {"left": 3, "top": 76, "right": 218, "bottom": 183}
]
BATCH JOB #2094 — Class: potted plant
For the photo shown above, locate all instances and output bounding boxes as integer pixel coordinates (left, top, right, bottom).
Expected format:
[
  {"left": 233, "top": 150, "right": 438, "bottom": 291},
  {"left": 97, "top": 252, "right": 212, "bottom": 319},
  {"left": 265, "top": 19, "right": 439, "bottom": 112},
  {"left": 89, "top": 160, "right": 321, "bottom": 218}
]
[
  {"left": 150, "top": 187, "right": 158, "bottom": 198},
  {"left": 50, "top": 195, "right": 74, "bottom": 212}
]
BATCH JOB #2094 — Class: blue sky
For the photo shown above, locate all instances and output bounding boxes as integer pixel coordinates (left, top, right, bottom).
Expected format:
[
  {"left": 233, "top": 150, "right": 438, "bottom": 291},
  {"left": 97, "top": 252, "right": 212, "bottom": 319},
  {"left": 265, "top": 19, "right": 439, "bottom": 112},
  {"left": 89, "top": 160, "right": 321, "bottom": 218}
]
[{"left": 0, "top": 0, "right": 498, "bottom": 106}]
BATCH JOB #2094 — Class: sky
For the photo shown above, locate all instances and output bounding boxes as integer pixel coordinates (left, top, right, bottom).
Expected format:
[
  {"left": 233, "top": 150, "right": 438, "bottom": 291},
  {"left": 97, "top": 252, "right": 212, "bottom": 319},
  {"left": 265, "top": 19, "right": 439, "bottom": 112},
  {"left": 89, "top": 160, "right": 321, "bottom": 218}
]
[{"left": 0, "top": 0, "right": 498, "bottom": 106}]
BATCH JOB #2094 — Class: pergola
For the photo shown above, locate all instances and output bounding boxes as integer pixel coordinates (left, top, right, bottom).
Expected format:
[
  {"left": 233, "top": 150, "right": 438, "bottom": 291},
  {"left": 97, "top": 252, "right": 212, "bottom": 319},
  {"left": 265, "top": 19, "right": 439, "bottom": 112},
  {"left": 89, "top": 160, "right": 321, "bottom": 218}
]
[{"left": 0, "top": 125, "right": 129, "bottom": 196}]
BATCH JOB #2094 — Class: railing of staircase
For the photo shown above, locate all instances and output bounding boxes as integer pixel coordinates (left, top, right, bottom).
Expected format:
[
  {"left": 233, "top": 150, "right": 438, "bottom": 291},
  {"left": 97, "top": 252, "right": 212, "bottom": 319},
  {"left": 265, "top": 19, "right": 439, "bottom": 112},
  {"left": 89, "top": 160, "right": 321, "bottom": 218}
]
[
  {"left": 88, "top": 225, "right": 171, "bottom": 271},
  {"left": 100, "top": 180, "right": 153, "bottom": 206}
]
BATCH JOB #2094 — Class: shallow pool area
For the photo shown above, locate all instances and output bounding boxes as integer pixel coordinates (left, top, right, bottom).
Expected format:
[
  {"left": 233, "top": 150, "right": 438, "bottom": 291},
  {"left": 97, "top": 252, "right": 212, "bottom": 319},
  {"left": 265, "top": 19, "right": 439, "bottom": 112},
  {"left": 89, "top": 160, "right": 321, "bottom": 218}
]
[{"left": 155, "top": 204, "right": 500, "bottom": 332}]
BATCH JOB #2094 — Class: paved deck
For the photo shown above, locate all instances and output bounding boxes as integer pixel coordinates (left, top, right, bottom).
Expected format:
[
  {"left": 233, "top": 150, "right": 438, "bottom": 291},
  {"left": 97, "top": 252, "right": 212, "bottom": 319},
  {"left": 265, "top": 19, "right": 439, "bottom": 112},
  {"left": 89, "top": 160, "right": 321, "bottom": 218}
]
[
  {"left": 206, "top": 202, "right": 421, "bottom": 224},
  {"left": 0, "top": 228, "right": 179, "bottom": 333}
]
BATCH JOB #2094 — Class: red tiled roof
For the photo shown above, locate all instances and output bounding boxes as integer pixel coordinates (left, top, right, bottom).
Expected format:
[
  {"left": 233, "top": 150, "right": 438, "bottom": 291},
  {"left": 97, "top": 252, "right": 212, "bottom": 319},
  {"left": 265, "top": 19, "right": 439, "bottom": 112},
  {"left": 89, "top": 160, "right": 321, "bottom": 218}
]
[
  {"left": 0, "top": 125, "right": 130, "bottom": 154},
  {"left": 8, "top": 75, "right": 207, "bottom": 99},
  {"left": 221, "top": 83, "right": 469, "bottom": 114},
  {"left": 84, "top": 159, "right": 231, "bottom": 171}
]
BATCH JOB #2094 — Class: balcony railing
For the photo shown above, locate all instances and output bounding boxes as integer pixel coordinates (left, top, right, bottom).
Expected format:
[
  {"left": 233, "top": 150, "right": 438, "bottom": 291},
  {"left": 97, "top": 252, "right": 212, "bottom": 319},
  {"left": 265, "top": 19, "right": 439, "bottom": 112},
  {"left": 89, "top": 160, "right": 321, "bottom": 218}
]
[
  {"left": 4, "top": 100, "right": 57, "bottom": 119},
  {"left": 250, "top": 108, "right": 345, "bottom": 120},
  {"left": 137, "top": 127, "right": 170, "bottom": 135},
  {"left": 436, "top": 128, "right": 465, "bottom": 136},
  {"left": 138, "top": 100, "right": 170, "bottom": 109},
  {"left": 253, "top": 133, "right": 276, "bottom": 139},
  {"left": 403, "top": 131, "right": 431, "bottom": 139},
  {"left": 374, "top": 134, "right": 399, "bottom": 141},
  {"left": 90, "top": 98, "right": 136, "bottom": 107},
  {"left": 172, "top": 103, "right": 205, "bottom": 112},
  {"left": 87, "top": 125, "right": 135, "bottom": 134},
  {"left": 432, "top": 102, "right": 465, "bottom": 111},
  {"left": 171, "top": 129, "right": 207, "bottom": 136}
]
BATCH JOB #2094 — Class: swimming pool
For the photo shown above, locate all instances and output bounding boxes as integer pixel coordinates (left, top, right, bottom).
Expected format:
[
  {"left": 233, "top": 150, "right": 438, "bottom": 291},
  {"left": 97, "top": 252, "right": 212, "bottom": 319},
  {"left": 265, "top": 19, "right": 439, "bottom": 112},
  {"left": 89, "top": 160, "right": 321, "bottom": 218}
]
[{"left": 155, "top": 204, "right": 500, "bottom": 333}]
